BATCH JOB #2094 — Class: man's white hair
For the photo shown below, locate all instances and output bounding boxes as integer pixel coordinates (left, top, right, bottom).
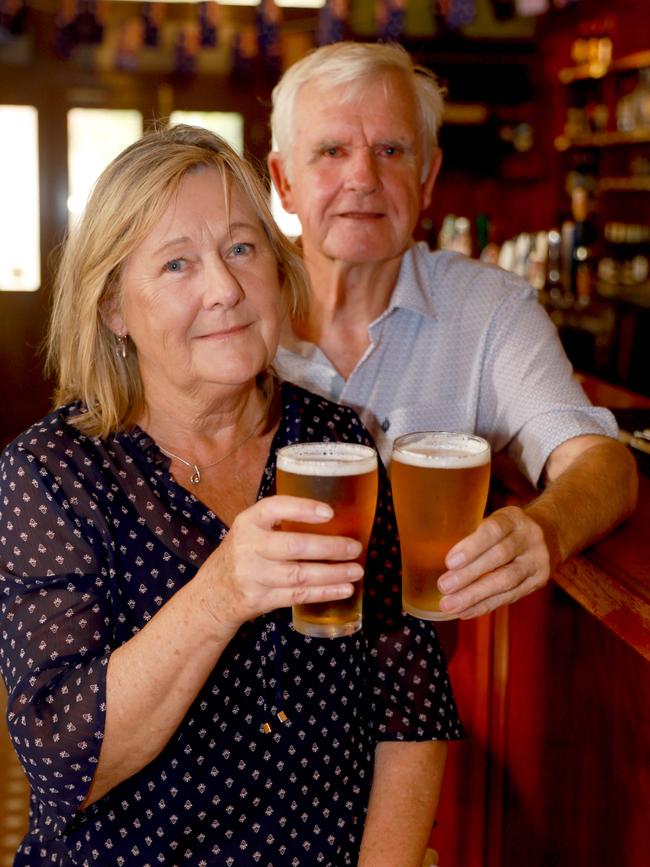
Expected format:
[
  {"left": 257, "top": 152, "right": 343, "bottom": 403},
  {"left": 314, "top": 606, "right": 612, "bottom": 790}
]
[{"left": 270, "top": 41, "right": 446, "bottom": 181}]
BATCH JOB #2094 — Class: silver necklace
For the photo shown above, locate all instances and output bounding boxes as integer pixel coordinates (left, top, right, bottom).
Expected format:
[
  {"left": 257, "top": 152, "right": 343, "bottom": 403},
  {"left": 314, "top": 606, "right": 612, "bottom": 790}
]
[{"left": 158, "top": 422, "right": 260, "bottom": 486}]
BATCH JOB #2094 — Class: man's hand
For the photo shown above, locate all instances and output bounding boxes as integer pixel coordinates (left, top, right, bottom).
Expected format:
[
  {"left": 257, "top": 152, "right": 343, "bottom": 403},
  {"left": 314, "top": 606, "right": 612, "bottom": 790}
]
[
  {"left": 436, "top": 506, "right": 552, "bottom": 619},
  {"left": 436, "top": 435, "right": 637, "bottom": 620}
]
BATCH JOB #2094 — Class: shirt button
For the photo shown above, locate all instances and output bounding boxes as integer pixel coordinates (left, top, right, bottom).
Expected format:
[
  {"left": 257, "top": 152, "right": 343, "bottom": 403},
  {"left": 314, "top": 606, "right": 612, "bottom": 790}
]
[{"left": 381, "top": 418, "right": 390, "bottom": 432}]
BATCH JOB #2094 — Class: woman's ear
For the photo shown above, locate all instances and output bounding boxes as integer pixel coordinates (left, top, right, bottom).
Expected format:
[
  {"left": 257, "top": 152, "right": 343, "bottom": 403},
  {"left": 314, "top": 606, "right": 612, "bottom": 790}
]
[{"left": 99, "top": 284, "right": 127, "bottom": 337}]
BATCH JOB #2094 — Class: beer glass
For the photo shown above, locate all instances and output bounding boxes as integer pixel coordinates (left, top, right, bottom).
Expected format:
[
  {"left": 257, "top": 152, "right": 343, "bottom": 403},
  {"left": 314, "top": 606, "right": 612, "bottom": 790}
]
[
  {"left": 276, "top": 442, "right": 378, "bottom": 638},
  {"left": 391, "top": 431, "right": 491, "bottom": 621}
]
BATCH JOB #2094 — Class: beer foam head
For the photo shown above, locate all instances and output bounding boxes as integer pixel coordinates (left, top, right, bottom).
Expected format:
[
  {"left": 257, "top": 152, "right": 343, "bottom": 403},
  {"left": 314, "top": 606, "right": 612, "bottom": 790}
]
[
  {"left": 393, "top": 432, "right": 490, "bottom": 469},
  {"left": 277, "top": 442, "right": 377, "bottom": 476}
]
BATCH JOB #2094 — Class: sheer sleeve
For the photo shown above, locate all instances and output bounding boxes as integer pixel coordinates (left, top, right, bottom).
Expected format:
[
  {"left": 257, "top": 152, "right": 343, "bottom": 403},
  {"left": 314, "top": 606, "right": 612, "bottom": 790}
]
[
  {"left": 0, "top": 439, "right": 114, "bottom": 833},
  {"left": 340, "top": 414, "right": 464, "bottom": 744}
]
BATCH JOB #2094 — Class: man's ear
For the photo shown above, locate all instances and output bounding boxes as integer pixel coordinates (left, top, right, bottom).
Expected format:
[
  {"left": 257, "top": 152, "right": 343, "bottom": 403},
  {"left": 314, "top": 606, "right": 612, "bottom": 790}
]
[
  {"left": 268, "top": 151, "right": 296, "bottom": 214},
  {"left": 421, "top": 148, "right": 443, "bottom": 212}
]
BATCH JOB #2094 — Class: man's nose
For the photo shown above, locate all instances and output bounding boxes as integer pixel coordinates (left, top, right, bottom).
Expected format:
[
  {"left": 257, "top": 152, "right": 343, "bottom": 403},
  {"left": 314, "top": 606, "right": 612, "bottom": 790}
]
[
  {"left": 202, "top": 255, "right": 245, "bottom": 309},
  {"left": 344, "top": 148, "right": 381, "bottom": 193}
]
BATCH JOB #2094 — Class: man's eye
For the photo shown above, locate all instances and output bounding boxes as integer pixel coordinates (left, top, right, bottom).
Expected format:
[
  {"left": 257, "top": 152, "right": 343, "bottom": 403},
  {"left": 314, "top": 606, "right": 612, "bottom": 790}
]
[
  {"left": 381, "top": 145, "right": 402, "bottom": 156},
  {"left": 163, "top": 258, "right": 186, "bottom": 273},
  {"left": 322, "top": 146, "right": 341, "bottom": 157}
]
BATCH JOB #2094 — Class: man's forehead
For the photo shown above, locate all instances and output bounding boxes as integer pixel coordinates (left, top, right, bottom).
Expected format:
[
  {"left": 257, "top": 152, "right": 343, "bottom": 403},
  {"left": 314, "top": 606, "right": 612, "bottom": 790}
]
[{"left": 294, "top": 76, "right": 419, "bottom": 136}]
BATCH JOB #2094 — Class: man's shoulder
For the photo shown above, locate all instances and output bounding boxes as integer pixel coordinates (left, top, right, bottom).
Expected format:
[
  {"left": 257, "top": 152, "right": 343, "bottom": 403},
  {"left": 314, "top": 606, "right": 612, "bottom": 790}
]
[{"left": 404, "top": 244, "right": 536, "bottom": 310}]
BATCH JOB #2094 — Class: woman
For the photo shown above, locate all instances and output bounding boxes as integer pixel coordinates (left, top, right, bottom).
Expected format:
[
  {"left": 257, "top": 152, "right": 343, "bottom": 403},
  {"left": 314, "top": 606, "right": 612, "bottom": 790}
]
[{"left": 0, "top": 126, "right": 462, "bottom": 866}]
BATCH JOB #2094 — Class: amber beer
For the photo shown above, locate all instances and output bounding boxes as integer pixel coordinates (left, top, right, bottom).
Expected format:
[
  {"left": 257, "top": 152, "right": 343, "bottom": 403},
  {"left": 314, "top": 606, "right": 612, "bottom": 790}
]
[
  {"left": 391, "top": 432, "right": 490, "bottom": 621},
  {"left": 276, "top": 442, "right": 378, "bottom": 638}
]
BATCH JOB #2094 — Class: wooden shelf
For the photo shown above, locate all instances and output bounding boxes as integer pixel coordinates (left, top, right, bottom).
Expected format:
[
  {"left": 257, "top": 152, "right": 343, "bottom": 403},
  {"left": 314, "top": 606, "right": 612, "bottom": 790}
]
[
  {"left": 555, "top": 129, "right": 650, "bottom": 151},
  {"left": 559, "top": 49, "right": 650, "bottom": 84},
  {"left": 598, "top": 176, "right": 650, "bottom": 192}
]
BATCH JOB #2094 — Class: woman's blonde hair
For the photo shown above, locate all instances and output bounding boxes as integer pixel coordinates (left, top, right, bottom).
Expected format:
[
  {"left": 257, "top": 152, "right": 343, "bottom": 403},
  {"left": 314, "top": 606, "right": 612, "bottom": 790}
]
[
  {"left": 270, "top": 41, "right": 446, "bottom": 180},
  {"left": 47, "top": 124, "right": 309, "bottom": 438}
]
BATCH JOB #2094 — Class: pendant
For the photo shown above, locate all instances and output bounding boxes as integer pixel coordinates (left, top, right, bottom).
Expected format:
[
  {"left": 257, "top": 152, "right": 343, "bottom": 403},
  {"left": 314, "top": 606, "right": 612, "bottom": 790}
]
[{"left": 190, "top": 465, "right": 201, "bottom": 485}]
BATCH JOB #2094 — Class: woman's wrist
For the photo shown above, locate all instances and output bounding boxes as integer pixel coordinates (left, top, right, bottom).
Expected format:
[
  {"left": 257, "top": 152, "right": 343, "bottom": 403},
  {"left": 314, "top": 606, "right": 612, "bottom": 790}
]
[{"left": 188, "top": 563, "right": 244, "bottom": 645}]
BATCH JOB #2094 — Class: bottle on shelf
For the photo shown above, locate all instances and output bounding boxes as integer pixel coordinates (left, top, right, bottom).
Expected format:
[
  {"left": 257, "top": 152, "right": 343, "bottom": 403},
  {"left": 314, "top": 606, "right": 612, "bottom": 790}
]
[
  {"left": 569, "top": 184, "right": 598, "bottom": 305},
  {"left": 544, "top": 229, "right": 566, "bottom": 303}
]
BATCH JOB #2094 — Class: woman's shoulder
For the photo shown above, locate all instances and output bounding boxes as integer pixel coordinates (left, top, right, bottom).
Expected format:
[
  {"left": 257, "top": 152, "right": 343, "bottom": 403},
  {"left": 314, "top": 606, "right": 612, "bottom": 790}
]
[
  {"left": 279, "top": 380, "right": 371, "bottom": 445},
  {"left": 1, "top": 403, "right": 99, "bottom": 468}
]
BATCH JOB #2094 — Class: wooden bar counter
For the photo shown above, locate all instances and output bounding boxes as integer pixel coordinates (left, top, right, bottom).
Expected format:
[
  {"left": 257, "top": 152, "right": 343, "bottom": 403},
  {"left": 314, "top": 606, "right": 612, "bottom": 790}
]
[{"left": 430, "top": 376, "right": 650, "bottom": 867}]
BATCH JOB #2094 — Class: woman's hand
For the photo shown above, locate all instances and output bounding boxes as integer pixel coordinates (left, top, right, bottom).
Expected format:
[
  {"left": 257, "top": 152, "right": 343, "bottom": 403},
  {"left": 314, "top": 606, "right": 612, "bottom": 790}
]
[{"left": 197, "top": 495, "right": 364, "bottom": 633}]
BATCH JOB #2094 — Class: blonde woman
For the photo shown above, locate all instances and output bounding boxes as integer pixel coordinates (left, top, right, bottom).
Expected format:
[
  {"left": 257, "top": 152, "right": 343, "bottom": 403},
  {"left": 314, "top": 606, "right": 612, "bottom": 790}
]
[{"left": 0, "top": 126, "right": 461, "bottom": 867}]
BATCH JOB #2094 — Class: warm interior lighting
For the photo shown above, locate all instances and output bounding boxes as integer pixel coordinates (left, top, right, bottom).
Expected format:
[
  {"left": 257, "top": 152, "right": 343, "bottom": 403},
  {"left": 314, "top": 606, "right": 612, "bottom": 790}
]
[
  {"left": 270, "top": 183, "right": 302, "bottom": 238},
  {"left": 275, "top": 0, "right": 326, "bottom": 7},
  {"left": 0, "top": 105, "right": 40, "bottom": 292},
  {"left": 67, "top": 108, "right": 143, "bottom": 225},
  {"left": 169, "top": 111, "right": 244, "bottom": 154}
]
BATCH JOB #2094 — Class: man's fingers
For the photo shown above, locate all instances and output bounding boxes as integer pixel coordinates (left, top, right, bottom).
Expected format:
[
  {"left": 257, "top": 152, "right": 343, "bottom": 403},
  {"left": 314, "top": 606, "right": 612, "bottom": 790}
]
[{"left": 445, "top": 508, "right": 519, "bottom": 571}]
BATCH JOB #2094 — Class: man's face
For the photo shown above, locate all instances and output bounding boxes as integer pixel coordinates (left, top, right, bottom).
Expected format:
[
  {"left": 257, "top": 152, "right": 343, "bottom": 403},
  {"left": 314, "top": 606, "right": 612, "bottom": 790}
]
[{"left": 270, "top": 72, "right": 440, "bottom": 268}]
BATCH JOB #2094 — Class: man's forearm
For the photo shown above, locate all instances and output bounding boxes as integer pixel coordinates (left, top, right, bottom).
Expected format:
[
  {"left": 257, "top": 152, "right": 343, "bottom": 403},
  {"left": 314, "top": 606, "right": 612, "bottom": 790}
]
[
  {"left": 529, "top": 437, "right": 638, "bottom": 568},
  {"left": 358, "top": 740, "right": 447, "bottom": 867}
]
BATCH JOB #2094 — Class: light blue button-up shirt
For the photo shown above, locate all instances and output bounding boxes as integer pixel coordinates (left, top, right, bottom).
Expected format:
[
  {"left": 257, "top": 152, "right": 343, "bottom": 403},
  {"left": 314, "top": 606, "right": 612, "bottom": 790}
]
[{"left": 275, "top": 243, "right": 618, "bottom": 485}]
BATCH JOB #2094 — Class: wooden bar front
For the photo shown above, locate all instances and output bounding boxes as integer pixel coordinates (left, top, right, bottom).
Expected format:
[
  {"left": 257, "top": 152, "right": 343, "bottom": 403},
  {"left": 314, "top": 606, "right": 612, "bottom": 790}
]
[{"left": 431, "top": 380, "right": 650, "bottom": 867}]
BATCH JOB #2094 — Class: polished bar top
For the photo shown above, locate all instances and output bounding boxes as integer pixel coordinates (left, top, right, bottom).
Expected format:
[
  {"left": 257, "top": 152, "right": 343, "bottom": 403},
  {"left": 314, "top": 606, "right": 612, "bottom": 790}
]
[{"left": 492, "top": 374, "right": 650, "bottom": 661}]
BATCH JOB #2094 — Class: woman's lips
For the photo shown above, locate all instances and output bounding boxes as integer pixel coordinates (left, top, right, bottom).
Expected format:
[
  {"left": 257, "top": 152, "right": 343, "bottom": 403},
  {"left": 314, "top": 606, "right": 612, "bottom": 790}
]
[{"left": 196, "top": 323, "right": 251, "bottom": 340}]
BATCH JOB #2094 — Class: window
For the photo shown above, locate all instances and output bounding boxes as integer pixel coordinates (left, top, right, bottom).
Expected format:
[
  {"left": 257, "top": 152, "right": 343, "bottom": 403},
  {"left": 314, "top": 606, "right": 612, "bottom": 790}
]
[
  {"left": 169, "top": 111, "right": 244, "bottom": 155},
  {"left": 67, "top": 108, "right": 143, "bottom": 225},
  {"left": 0, "top": 106, "right": 40, "bottom": 292}
]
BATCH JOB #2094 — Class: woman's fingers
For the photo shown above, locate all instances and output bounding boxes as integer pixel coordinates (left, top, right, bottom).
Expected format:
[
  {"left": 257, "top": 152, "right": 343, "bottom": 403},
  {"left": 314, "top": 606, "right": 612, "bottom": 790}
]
[
  {"left": 243, "top": 494, "right": 335, "bottom": 529},
  {"left": 262, "top": 528, "right": 362, "bottom": 563}
]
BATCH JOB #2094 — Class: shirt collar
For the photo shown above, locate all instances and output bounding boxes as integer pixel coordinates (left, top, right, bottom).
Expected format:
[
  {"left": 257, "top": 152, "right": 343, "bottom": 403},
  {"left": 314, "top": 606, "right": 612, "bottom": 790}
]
[{"left": 382, "top": 241, "right": 438, "bottom": 322}]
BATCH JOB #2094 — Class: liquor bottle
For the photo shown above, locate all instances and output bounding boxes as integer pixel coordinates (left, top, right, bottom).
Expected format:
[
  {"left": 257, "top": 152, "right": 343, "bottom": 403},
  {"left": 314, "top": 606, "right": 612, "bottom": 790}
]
[
  {"left": 569, "top": 186, "right": 598, "bottom": 305},
  {"left": 544, "top": 229, "right": 565, "bottom": 303}
]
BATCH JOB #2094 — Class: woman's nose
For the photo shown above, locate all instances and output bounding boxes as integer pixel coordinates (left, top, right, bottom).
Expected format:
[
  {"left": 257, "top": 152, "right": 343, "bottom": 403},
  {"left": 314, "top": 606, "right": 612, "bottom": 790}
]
[
  {"left": 344, "top": 148, "right": 381, "bottom": 194},
  {"left": 202, "top": 256, "right": 244, "bottom": 309}
]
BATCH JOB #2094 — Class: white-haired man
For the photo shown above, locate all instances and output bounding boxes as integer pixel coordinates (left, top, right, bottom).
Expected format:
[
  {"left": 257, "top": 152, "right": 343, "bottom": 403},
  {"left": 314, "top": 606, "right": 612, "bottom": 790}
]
[{"left": 268, "top": 41, "right": 637, "bottom": 866}]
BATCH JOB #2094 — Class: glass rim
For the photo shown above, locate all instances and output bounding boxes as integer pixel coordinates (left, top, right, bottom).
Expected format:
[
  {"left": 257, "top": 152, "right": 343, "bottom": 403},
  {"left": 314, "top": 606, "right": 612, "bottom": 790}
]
[
  {"left": 276, "top": 441, "right": 377, "bottom": 475},
  {"left": 392, "top": 430, "right": 490, "bottom": 465}
]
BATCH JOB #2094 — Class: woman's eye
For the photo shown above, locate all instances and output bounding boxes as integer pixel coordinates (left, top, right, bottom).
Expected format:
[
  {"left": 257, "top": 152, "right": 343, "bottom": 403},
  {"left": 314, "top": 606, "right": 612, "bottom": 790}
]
[
  {"left": 230, "top": 243, "right": 252, "bottom": 257},
  {"left": 163, "top": 258, "right": 186, "bottom": 273}
]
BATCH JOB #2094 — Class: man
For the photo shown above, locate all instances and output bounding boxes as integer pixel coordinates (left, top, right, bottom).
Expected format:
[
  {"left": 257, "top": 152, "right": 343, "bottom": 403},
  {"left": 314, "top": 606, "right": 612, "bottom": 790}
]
[{"left": 267, "top": 41, "right": 637, "bottom": 865}]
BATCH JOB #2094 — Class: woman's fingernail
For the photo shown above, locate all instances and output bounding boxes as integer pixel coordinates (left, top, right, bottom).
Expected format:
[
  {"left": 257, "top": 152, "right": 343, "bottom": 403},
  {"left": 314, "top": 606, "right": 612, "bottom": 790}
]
[
  {"left": 346, "top": 540, "right": 362, "bottom": 556},
  {"left": 447, "top": 552, "right": 465, "bottom": 569},
  {"left": 438, "top": 574, "right": 458, "bottom": 593},
  {"left": 347, "top": 564, "right": 363, "bottom": 578},
  {"left": 315, "top": 504, "right": 334, "bottom": 518}
]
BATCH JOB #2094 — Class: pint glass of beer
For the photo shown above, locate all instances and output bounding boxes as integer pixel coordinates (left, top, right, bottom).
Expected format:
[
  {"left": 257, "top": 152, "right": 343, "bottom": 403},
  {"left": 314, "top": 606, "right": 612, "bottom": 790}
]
[
  {"left": 391, "top": 432, "right": 491, "bottom": 621},
  {"left": 276, "top": 442, "right": 378, "bottom": 638}
]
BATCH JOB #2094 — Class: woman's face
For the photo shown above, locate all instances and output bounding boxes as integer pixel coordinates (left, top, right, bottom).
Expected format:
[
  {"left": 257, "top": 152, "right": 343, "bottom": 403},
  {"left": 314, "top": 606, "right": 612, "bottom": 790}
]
[{"left": 112, "top": 167, "right": 283, "bottom": 403}]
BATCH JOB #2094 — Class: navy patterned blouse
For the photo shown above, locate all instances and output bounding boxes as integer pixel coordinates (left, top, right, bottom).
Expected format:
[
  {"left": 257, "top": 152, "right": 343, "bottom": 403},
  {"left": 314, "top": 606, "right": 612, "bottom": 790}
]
[{"left": 0, "top": 381, "right": 462, "bottom": 866}]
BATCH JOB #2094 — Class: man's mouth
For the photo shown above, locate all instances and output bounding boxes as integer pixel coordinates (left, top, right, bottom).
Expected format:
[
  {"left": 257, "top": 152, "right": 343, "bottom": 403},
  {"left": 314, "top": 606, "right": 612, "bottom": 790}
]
[{"left": 337, "top": 211, "right": 384, "bottom": 220}]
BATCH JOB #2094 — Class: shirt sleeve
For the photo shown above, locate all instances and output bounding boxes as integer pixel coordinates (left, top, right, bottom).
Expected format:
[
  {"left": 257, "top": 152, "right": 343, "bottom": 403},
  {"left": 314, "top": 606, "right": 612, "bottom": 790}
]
[
  {"left": 476, "top": 273, "right": 619, "bottom": 486},
  {"left": 0, "top": 440, "right": 114, "bottom": 834},
  {"left": 338, "top": 412, "right": 464, "bottom": 743}
]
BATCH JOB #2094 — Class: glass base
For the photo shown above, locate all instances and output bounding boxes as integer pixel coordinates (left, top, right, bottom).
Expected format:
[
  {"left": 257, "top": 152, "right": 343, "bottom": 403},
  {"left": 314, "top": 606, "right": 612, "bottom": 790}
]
[
  {"left": 403, "top": 602, "right": 458, "bottom": 622},
  {"left": 292, "top": 616, "right": 362, "bottom": 638}
]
